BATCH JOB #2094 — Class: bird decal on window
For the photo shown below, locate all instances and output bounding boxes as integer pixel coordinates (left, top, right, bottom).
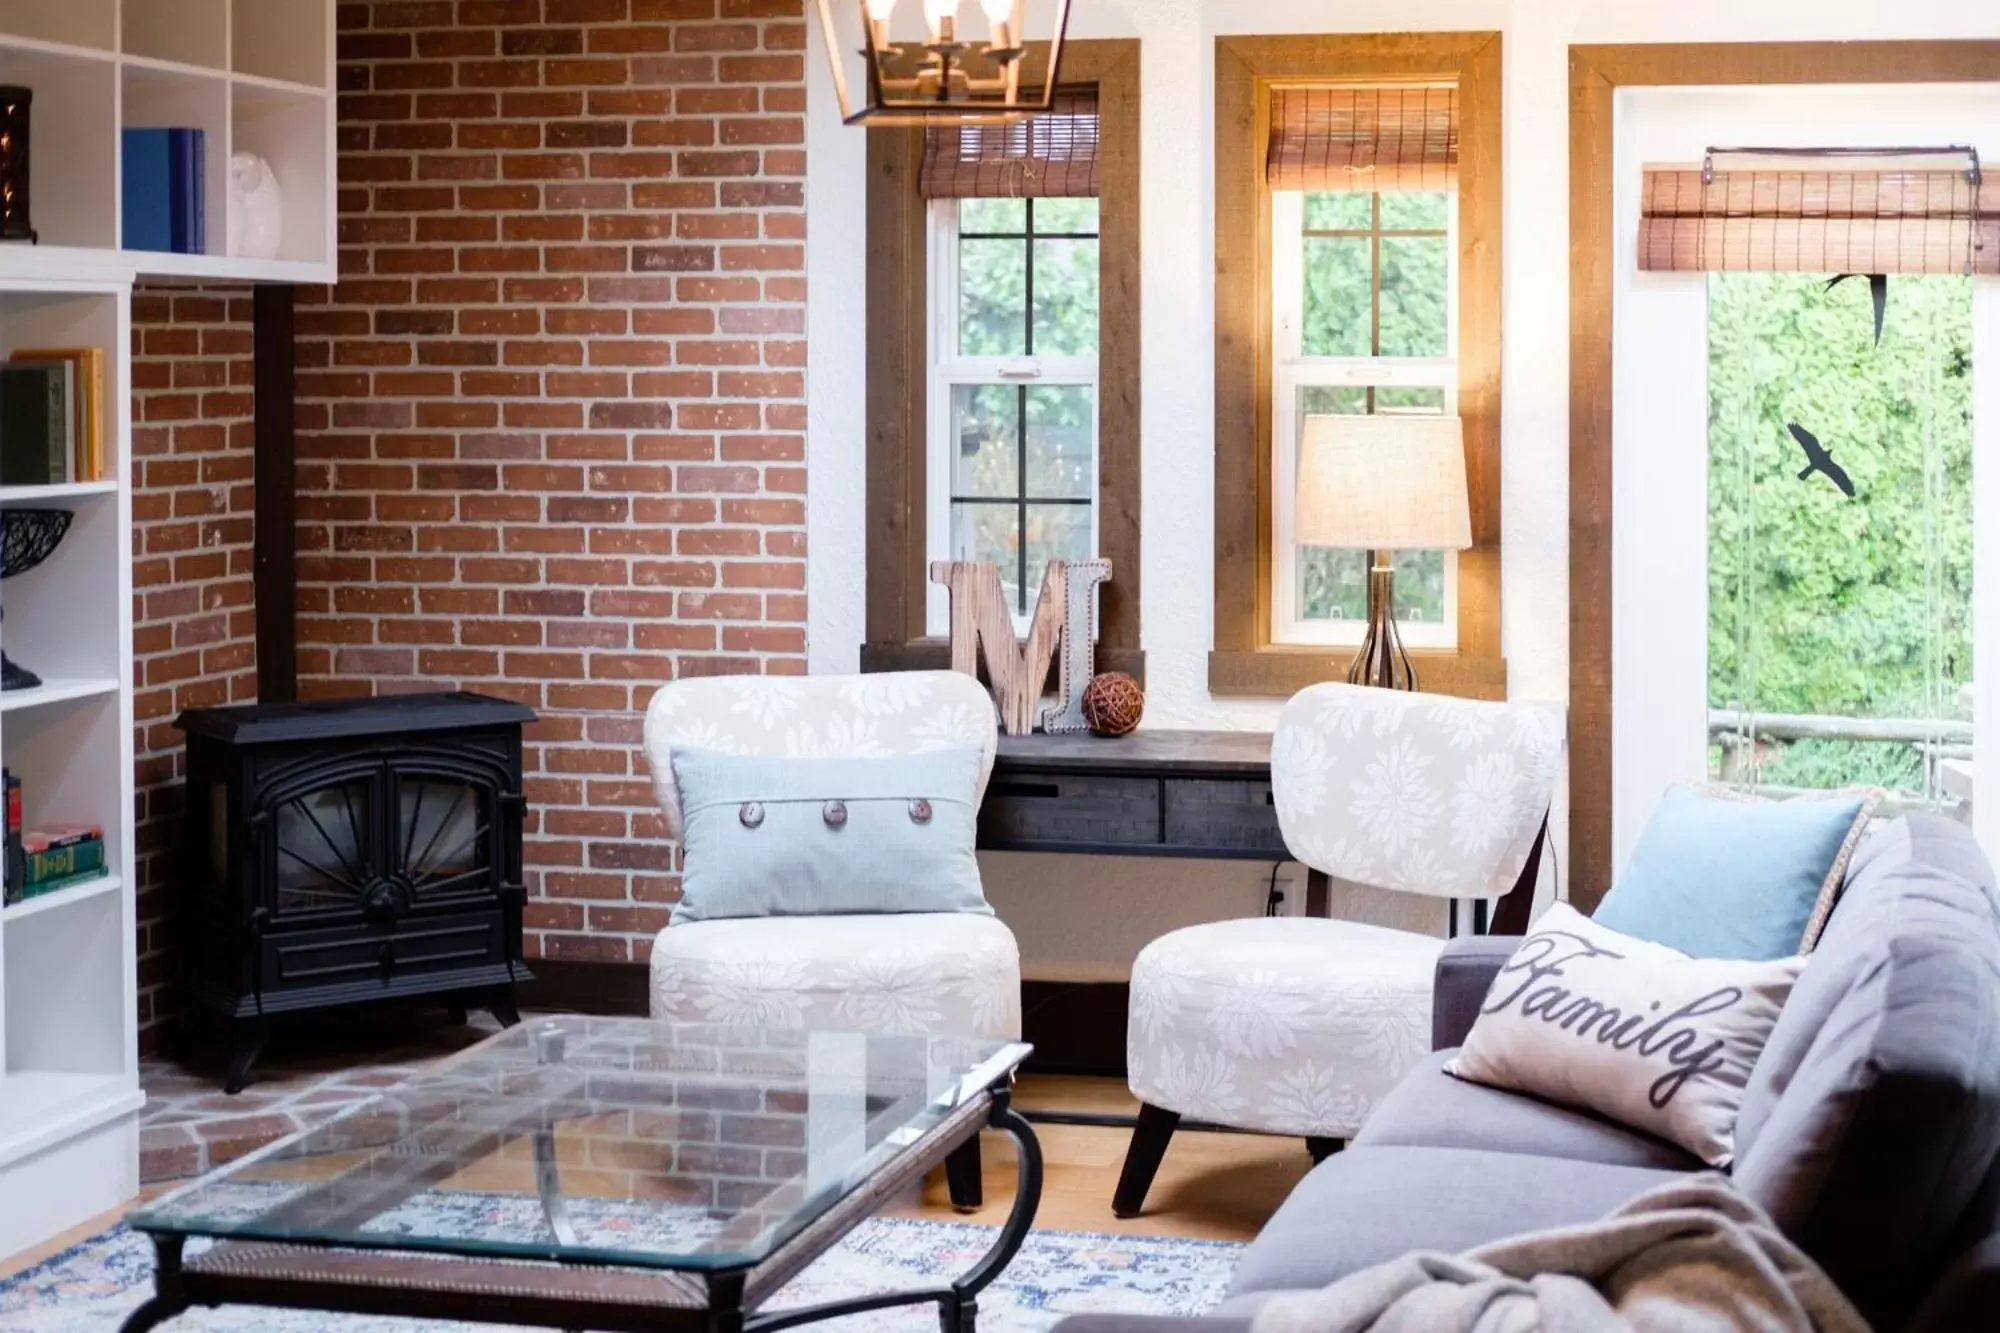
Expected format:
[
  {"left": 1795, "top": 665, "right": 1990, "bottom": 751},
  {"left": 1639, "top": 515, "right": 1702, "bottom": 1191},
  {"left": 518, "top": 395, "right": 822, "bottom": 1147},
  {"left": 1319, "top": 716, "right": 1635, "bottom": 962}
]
[
  {"left": 1825, "top": 273, "right": 1888, "bottom": 346},
  {"left": 1788, "top": 422, "right": 1856, "bottom": 498}
]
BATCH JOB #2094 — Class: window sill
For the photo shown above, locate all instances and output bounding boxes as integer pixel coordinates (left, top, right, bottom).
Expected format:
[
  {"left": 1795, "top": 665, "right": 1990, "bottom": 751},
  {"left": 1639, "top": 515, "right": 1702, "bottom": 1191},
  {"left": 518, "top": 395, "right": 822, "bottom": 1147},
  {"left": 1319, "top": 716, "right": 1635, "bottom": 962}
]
[
  {"left": 1207, "top": 648, "right": 1506, "bottom": 700},
  {"left": 863, "top": 638, "right": 1146, "bottom": 685}
]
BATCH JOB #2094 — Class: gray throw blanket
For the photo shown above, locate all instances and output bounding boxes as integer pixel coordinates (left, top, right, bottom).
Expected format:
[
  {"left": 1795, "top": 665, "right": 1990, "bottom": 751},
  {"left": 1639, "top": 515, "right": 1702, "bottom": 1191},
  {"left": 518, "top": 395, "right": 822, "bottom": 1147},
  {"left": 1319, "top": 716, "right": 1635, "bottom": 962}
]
[{"left": 1248, "top": 1176, "right": 1868, "bottom": 1333}]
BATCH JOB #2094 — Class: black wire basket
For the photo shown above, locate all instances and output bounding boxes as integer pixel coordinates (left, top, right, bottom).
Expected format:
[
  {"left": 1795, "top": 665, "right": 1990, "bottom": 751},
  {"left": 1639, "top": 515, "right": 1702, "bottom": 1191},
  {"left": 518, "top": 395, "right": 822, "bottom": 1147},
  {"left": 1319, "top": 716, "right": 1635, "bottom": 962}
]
[{"left": 0, "top": 508, "right": 73, "bottom": 690}]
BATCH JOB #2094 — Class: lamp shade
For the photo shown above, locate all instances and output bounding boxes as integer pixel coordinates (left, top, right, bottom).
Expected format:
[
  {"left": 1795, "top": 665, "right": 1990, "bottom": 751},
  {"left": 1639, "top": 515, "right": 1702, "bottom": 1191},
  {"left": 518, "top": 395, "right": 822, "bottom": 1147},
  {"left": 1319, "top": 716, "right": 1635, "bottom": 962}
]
[{"left": 1296, "top": 413, "right": 1471, "bottom": 550}]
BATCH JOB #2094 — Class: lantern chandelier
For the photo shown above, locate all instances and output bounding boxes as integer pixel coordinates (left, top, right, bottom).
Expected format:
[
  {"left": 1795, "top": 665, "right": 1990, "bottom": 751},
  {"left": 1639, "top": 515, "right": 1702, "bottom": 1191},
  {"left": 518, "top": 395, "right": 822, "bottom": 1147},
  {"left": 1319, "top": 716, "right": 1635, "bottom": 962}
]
[{"left": 813, "top": 0, "right": 1074, "bottom": 126}]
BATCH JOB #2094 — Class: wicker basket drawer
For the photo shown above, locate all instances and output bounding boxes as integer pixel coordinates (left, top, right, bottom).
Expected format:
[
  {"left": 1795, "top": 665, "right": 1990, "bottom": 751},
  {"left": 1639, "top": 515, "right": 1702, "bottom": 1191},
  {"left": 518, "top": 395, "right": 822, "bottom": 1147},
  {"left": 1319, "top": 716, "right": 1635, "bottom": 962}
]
[
  {"left": 978, "top": 774, "right": 1163, "bottom": 848},
  {"left": 1163, "top": 779, "right": 1288, "bottom": 855}
]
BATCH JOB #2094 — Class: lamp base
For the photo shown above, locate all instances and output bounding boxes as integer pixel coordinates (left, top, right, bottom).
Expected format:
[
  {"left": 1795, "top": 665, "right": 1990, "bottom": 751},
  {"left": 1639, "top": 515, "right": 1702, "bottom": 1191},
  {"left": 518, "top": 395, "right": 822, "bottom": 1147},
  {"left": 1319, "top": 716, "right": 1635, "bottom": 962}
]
[{"left": 1345, "top": 565, "right": 1417, "bottom": 691}]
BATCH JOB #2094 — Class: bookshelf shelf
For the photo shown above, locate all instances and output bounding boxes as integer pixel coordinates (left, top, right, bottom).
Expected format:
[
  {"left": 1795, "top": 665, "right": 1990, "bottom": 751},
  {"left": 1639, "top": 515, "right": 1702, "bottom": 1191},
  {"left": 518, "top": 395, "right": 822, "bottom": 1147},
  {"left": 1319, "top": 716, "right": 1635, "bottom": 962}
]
[
  {"left": 0, "top": 677, "right": 121, "bottom": 714},
  {"left": 2, "top": 871, "right": 121, "bottom": 924},
  {"left": 0, "top": 480, "right": 118, "bottom": 503},
  {"left": 0, "top": 1071, "right": 143, "bottom": 1171},
  {"left": 0, "top": 3, "right": 334, "bottom": 285}
]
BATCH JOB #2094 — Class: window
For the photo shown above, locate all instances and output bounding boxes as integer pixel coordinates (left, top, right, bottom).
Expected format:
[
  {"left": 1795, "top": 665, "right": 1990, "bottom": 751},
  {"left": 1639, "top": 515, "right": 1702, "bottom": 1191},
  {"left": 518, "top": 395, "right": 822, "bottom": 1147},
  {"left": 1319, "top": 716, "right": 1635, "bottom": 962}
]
[
  {"left": 1271, "top": 187, "right": 1457, "bottom": 647},
  {"left": 926, "top": 196, "right": 1101, "bottom": 632},
  {"left": 1210, "top": 39, "right": 1503, "bottom": 700},
  {"left": 863, "top": 41, "right": 1139, "bottom": 675},
  {"left": 1706, "top": 270, "right": 1971, "bottom": 807}
]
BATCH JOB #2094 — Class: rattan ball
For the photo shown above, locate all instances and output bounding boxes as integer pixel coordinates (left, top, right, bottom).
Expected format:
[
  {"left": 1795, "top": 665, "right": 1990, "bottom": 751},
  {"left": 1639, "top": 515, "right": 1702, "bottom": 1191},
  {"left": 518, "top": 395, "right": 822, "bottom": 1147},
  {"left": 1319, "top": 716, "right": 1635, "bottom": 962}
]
[{"left": 1081, "top": 672, "right": 1145, "bottom": 737}]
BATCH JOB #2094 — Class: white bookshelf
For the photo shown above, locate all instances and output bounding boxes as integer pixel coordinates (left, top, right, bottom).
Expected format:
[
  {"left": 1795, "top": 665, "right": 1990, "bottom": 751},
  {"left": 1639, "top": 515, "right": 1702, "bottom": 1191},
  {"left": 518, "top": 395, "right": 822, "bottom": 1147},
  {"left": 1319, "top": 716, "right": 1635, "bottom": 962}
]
[
  {"left": 0, "top": 0, "right": 333, "bottom": 1263},
  {"left": 0, "top": 0, "right": 335, "bottom": 286},
  {"left": 0, "top": 279, "right": 140, "bottom": 1260}
]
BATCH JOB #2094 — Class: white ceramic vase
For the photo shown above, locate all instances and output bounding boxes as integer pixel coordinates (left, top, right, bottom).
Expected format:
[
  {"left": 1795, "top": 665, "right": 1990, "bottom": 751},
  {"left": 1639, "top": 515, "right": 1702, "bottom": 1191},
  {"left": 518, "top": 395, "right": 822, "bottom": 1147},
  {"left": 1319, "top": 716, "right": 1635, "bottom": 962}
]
[{"left": 226, "top": 152, "right": 282, "bottom": 261}]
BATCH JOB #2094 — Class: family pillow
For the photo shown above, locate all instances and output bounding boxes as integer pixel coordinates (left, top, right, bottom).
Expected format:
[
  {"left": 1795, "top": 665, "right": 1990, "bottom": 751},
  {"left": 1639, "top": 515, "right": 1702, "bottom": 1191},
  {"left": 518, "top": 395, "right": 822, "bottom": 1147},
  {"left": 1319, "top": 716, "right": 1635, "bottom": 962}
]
[{"left": 1448, "top": 904, "right": 1805, "bottom": 1166}]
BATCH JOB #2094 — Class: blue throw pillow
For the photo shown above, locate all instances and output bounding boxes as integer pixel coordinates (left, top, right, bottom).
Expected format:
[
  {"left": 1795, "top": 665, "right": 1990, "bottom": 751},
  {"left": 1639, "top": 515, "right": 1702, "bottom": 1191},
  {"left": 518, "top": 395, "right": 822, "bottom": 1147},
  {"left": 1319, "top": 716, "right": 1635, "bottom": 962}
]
[
  {"left": 1593, "top": 786, "right": 1876, "bottom": 960},
  {"left": 669, "top": 747, "right": 989, "bottom": 924}
]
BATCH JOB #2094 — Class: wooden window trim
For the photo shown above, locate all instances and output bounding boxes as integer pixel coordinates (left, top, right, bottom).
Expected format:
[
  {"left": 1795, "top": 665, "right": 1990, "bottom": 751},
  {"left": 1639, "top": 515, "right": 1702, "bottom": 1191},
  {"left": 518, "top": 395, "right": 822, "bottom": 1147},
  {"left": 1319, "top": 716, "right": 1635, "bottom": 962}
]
[
  {"left": 1211, "top": 32, "right": 1505, "bottom": 701},
  {"left": 862, "top": 40, "right": 1143, "bottom": 680},
  {"left": 1568, "top": 41, "right": 2000, "bottom": 910}
]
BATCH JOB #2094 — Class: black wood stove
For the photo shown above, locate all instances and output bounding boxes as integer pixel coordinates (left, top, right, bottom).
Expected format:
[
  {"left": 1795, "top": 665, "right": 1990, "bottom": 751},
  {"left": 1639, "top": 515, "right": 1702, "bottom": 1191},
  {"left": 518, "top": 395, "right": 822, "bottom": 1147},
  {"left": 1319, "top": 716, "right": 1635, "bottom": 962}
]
[{"left": 176, "top": 692, "right": 536, "bottom": 1092}]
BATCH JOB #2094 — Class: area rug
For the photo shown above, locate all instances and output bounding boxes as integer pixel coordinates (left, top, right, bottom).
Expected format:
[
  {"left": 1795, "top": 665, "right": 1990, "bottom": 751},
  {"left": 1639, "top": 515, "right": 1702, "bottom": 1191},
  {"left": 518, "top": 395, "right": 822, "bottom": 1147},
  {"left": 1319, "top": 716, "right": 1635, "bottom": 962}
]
[{"left": 0, "top": 1213, "right": 1242, "bottom": 1332}]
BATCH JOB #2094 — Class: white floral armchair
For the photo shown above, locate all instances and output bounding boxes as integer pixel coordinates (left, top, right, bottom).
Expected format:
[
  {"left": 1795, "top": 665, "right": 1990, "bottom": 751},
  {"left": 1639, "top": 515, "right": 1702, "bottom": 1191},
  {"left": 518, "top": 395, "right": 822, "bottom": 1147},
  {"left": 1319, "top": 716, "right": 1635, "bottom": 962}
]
[
  {"left": 1114, "top": 684, "right": 1563, "bottom": 1217},
  {"left": 642, "top": 670, "right": 1020, "bottom": 1211}
]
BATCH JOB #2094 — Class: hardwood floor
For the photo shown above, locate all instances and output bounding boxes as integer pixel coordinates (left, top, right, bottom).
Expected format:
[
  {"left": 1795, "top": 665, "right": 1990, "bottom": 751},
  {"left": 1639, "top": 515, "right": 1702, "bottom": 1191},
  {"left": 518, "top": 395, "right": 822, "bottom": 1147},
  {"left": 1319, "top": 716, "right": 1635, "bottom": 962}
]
[{"left": 0, "top": 1075, "right": 1308, "bottom": 1284}]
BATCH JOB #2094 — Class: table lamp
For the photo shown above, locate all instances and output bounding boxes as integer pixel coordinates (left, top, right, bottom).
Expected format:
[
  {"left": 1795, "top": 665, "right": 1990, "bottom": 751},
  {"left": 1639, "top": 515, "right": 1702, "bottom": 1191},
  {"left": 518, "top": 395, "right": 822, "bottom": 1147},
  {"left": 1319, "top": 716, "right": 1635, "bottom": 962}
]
[{"left": 1296, "top": 413, "right": 1471, "bottom": 691}]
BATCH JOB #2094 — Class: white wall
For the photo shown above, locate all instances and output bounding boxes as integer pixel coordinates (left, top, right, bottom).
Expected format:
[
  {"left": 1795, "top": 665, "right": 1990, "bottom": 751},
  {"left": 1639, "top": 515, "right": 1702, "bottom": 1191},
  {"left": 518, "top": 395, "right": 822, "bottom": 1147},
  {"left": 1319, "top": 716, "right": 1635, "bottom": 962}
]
[{"left": 804, "top": 0, "right": 2000, "bottom": 981}]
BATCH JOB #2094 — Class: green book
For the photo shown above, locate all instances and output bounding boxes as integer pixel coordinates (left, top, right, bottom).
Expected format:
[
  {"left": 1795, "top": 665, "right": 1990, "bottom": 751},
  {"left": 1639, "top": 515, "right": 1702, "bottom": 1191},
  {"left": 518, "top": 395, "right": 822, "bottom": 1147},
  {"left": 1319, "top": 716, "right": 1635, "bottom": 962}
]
[
  {"left": 24, "top": 838, "right": 104, "bottom": 886},
  {"left": 16, "top": 864, "right": 108, "bottom": 902},
  {"left": 0, "top": 363, "right": 66, "bottom": 485}
]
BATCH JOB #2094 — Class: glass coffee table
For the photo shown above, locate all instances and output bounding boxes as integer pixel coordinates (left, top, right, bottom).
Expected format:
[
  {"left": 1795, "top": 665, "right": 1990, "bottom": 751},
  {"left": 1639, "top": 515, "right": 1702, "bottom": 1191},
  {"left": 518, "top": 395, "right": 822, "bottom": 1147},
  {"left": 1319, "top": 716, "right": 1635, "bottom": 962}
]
[{"left": 125, "top": 1016, "right": 1038, "bottom": 1333}]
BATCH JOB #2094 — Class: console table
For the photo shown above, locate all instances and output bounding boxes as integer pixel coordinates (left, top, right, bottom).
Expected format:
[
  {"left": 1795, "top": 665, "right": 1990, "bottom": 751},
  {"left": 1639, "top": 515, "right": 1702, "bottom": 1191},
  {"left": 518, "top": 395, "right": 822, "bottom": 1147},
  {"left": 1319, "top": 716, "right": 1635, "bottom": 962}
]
[
  {"left": 974, "top": 729, "right": 1536, "bottom": 926},
  {"left": 977, "top": 730, "right": 1285, "bottom": 861}
]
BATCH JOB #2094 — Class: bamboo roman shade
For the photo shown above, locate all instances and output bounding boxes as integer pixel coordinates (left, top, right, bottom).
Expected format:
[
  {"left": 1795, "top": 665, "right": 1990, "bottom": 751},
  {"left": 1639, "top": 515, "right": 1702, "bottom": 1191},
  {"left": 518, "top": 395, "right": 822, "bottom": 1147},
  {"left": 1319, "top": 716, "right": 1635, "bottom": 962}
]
[
  {"left": 919, "top": 88, "right": 1100, "bottom": 199},
  {"left": 1267, "top": 85, "right": 1458, "bottom": 192},
  {"left": 1639, "top": 150, "right": 1998, "bottom": 275}
]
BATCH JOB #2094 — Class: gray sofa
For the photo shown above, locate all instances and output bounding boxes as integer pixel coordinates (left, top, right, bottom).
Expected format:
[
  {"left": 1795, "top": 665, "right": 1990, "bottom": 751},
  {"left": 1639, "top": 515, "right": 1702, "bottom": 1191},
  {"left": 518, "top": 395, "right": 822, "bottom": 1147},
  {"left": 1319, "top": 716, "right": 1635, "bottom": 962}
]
[{"left": 1058, "top": 814, "right": 2000, "bottom": 1333}]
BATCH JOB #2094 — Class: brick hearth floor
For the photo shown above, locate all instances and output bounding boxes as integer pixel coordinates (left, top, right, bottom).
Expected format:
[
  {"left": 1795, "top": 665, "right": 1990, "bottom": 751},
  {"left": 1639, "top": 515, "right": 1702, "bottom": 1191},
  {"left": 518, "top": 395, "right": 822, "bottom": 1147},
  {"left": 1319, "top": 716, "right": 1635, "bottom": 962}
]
[{"left": 139, "top": 1006, "right": 514, "bottom": 1184}]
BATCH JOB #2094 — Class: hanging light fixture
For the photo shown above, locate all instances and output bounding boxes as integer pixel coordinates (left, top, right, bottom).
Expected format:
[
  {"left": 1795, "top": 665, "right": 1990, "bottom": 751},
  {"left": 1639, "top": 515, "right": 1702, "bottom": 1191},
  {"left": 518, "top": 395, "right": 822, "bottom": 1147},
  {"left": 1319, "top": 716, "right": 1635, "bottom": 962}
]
[{"left": 814, "top": 0, "right": 1072, "bottom": 126}]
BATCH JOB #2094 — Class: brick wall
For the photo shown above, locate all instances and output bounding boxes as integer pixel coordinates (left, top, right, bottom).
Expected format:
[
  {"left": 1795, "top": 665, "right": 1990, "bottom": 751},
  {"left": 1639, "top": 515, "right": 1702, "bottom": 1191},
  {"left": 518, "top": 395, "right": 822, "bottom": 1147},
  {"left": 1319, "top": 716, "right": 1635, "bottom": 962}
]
[
  {"left": 131, "top": 286, "right": 260, "bottom": 1053},
  {"left": 295, "top": 0, "right": 808, "bottom": 967}
]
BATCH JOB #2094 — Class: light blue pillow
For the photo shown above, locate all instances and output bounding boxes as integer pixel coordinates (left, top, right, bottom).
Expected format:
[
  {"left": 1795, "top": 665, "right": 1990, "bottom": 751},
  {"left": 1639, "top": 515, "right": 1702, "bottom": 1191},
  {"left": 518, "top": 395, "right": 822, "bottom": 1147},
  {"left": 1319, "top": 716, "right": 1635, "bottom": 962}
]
[
  {"left": 669, "top": 747, "right": 989, "bottom": 924},
  {"left": 1593, "top": 786, "right": 1876, "bottom": 960}
]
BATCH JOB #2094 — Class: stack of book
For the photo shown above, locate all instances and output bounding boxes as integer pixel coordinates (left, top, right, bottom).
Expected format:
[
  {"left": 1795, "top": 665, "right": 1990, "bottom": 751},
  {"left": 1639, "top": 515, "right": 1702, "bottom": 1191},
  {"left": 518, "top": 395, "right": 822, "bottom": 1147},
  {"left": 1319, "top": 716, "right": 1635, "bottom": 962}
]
[
  {"left": 122, "top": 126, "right": 206, "bottom": 255},
  {"left": 15, "top": 824, "right": 108, "bottom": 902},
  {"left": 1, "top": 768, "right": 109, "bottom": 906},
  {"left": 0, "top": 347, "right": 107, "bottom": 485}
]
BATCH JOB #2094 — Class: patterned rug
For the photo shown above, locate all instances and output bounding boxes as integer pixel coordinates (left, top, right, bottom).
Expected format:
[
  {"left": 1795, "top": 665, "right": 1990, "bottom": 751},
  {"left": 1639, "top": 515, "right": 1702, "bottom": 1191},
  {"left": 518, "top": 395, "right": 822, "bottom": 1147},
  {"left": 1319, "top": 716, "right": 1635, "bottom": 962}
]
[{"left": 0, "top": 1211, "right": 1242, "bottom": 1332}]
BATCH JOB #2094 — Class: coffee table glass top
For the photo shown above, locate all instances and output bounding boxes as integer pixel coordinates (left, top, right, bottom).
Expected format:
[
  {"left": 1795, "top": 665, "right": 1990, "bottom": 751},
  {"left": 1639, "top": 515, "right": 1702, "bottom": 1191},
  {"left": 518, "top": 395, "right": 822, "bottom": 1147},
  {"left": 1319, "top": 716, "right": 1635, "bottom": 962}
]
[{"left": 132, "top": 1016, "right": 1030, "bottom": 1272}]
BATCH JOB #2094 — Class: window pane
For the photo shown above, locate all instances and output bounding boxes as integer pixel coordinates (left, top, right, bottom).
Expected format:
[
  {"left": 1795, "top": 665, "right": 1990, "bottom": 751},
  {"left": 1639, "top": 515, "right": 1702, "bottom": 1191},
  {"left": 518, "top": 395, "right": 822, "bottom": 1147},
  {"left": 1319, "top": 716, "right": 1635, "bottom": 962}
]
[
  {"left": 1300, "top": 549, "right": 1368, "bottom": 621},
  {"left": 1025, "top": 503, "right": 1094, "bottom": 607},
  {"left": 1378, "top": 385, "right": 1448, "bottom": 413},
  {"left": 1380, "top": 234, "right": 1449, "bottom": 357},
  {"left": 1025, "top": 385, "right": 1093, "bottom": 497},
  {"left": 1032, "top": 197, "right": 1099, "bottom": 234},
  {"left": 1032, "top": 238, "right": 1099, "bottom": 356},
  {"left": 951, "top": 503, "right": 1020, "bottom": 604},
  {"left": 959, "top": 237, "right": 1027, "bottom": 356},
  {"left": 950, "top": 384, "right": 1019, "bottom": 497},
  {"left": 959, "top": 198, "right": 1026, "bottom": 234},
  {"left": 1303, "top": 193, "right": 1371, "bottom": 230},
  {"left": 1299, "top": 384, "right": 1368, "bottom": 416},
  {"left": 1298, "top": 550, "right": 1445, "bottom": 624},
  {"left": 1296, "top": 384, "right": 1445, "bottom": 420},
  {"left": 1302, "top": 235, "right": 1371, "bottom": 357},
  {"left": 1381, "top": 192, "right": 1449, "bottom": 230},
  {"left": 1707, "top": 271, "right": 1972, "bottom": 805}
]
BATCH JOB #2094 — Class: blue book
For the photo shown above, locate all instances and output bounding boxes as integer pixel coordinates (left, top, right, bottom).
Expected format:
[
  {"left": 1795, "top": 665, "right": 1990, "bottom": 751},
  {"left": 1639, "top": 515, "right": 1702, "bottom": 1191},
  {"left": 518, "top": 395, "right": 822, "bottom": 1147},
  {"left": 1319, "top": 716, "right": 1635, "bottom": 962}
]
[
  {"left": 121, "top": 129, "right": 173, "bottom": 252},
  {"left": 168, "top": 128, "right": 205, "bottom": 255}
]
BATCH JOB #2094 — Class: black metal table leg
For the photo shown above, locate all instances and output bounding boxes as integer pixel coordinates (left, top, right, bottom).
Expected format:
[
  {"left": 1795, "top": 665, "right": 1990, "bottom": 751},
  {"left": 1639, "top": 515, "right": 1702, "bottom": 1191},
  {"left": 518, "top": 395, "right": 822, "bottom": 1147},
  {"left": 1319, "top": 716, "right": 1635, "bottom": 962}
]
[
  {"left": 119, "top": 1235, "right": 188, "bottom": 1333},
  {"left": 707, "top": 1272, "right": 747, "bottom": 1333},
  {"left": 746, "top": 1087, "right": 1044, "bottom": 1333},
  {"left": 948, "top": 1091, "right": 1041, "bottom": 1320}
]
